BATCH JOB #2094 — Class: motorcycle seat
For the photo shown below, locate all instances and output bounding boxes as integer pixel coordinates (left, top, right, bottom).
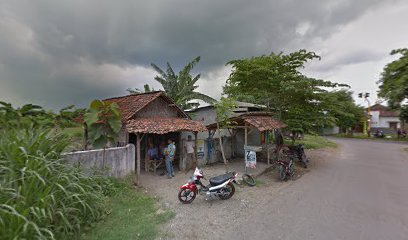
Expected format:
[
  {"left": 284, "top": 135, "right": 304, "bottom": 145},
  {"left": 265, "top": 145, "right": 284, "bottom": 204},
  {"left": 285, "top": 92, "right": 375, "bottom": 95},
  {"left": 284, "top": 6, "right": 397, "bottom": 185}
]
[{"left": 209, "top": 172, "right": 235, "bottom": 186}]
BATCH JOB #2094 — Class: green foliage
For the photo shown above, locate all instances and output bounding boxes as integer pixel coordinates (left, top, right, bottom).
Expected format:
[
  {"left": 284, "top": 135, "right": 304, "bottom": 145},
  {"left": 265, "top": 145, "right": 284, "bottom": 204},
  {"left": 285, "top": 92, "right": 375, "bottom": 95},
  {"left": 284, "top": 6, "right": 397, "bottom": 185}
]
[
  {"left": 126, "top": 84, "right": 155, "bottom": 95},
  {"left": 213, "top": 96, "right": 237, "bottom": 127},
  {"left": 84, "top": 100, "right": 122, "bottom": 149},
  {"left": 0, "top": 102, "right": 84, "bottom": 130},
  {"left": 0, "top": 101, "right": 52, "bottom": 128},
  {"left": 321, "top": 90, "right": 365, "bottom": 133},
  {"left": 378, "top": 48, "right": 408, "bottom": 113},
  {"left": 54, "top": 105, "right": 86, "bottom": 128},
  {"left": 151, "top": 56, "right": 215, "bottom": 109},
  {"left": 0, "top": 127, "right": 114, "bottom": 240},
  {"left": 224, "top": 49, "right": 349, "bottom": 133}
]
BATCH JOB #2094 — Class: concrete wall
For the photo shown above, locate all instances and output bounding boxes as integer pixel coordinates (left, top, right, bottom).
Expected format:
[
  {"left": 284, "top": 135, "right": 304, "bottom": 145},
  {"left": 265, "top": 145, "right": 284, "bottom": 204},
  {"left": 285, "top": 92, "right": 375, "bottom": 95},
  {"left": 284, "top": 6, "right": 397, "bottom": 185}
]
[
  {"left": 371, "top": 111, "right": 400, "bottom": 128},
  {"left": 322, "top": 126, "right": 340, "bottom": 135},
  {"left": 189, "top": 107, "right": 218, "bottom": 126},
  {"left": 63, "top": 144, "right": 135, "bottom": 178},
  {"left": 378, "top": 117, "right": 400, "bottom": 129}
]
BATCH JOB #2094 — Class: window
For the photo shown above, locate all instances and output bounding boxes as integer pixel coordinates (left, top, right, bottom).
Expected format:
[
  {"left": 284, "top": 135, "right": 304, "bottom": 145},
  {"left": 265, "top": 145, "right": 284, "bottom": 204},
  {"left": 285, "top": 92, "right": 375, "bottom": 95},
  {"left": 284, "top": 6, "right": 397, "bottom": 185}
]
[{"left": 389, "top": 122, "right": 398, "bottom": 130}]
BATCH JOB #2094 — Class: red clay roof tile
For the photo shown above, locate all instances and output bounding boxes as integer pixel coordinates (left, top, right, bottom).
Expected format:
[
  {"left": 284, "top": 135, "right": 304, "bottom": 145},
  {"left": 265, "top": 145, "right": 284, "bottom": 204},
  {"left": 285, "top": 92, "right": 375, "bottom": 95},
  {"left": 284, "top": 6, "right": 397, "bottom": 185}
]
[{"left": 126, "top": 117, "right": 207, "bottom": 134}]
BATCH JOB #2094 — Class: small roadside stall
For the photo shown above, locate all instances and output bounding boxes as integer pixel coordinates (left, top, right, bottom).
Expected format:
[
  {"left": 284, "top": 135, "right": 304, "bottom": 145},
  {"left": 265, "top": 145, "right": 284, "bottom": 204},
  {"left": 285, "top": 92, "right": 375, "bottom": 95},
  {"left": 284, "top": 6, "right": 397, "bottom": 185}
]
[{"left": 206, "top": 112, "right": 287, "bottom": 167}]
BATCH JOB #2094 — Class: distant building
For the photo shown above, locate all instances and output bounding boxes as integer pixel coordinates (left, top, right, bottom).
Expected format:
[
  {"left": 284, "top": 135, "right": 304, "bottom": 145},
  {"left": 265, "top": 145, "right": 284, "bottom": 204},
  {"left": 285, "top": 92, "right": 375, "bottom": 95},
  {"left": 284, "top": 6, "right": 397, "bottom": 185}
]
[{"left": 369, "top": 104, "right": 400, "bottom": 134}]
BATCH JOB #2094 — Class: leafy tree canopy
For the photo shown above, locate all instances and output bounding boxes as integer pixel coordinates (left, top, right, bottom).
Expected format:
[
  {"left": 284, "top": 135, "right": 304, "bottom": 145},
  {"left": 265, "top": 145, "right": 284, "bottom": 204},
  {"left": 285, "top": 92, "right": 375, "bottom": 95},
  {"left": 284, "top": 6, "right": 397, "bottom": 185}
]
[
  {"left": 84, "top": 100, "right": 122, "bottom": 149},
  {"left": 321, "top": 90, "right": 365, "bottom": 133},
  {"left": 151, "top": 56, "right": 215, "bottom": 110},
  {"left": 378, "top": 48, "right": 408, "bottom": 121},
  {"left": 224, "top": 49, "right": 349, "bottom": 133}
]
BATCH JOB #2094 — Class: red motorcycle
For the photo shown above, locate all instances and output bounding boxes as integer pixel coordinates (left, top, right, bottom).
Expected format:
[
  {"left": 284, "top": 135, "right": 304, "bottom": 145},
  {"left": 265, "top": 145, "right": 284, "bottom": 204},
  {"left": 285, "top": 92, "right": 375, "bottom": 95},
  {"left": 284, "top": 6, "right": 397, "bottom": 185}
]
[{"left": 178, "top": 168, "right": 238, "bottom": 204}]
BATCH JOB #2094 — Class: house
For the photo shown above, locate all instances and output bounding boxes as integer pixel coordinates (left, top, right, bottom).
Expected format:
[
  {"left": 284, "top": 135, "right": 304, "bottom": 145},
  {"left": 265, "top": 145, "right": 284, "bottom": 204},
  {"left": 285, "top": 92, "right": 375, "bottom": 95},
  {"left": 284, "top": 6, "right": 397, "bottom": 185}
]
[
  {"left": 185, "top": 102, "right": 286, "bottom": 165},
  {"left": 369, "top": 104, "right": 401, "bottom": 134},
  {"left": 103, "top": 91, "right": 207, "bottom": 183}
]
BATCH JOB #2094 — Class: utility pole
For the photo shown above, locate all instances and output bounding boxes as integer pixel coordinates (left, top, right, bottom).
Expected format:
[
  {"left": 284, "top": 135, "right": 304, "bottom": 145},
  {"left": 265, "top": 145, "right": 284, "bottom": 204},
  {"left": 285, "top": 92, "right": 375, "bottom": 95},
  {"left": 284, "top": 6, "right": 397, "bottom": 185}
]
[{"left": 358, "top": 92, "right": 371, "bottom": 137}]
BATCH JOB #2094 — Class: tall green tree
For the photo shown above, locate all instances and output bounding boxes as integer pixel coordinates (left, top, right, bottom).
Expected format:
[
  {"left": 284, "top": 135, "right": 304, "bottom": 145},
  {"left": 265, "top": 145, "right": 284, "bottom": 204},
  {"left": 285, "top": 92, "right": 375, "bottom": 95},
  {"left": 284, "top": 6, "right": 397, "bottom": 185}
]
[
  {"left": 151, "top": 56, "right": 215, "bottom": 110},
  {"left": 224, "top": 49, "right": 348, "bottom": 133},
  {"left": 378, "top": 48, "right": 408, "bottom": 121},
  {"left": 322, "top": 90, "right": 365, "bottom": 134}
]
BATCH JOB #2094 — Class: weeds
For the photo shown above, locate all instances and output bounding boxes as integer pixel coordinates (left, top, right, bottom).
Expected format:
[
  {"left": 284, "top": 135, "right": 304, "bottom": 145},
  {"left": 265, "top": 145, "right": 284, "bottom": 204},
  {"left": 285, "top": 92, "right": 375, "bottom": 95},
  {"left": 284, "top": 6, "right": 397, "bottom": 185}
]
[{"left": 0, "top": 127, "right": 113, "bottom": 239}]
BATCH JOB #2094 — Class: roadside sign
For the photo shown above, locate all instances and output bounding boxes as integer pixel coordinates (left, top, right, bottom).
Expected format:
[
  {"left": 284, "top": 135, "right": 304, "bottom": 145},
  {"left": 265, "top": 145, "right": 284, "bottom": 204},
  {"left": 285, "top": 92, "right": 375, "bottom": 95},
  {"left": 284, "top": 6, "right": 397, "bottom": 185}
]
[{"left": 245, "top": 150, "right": 256, "bottom": 168}]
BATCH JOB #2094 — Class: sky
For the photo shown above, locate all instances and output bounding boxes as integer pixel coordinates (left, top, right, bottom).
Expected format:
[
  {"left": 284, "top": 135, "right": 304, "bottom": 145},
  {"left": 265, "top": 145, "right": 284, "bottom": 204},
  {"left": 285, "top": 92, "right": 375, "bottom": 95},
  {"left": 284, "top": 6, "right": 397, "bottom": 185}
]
[{"left": 0, "top": 0, "right": 407, "bottom": 110}]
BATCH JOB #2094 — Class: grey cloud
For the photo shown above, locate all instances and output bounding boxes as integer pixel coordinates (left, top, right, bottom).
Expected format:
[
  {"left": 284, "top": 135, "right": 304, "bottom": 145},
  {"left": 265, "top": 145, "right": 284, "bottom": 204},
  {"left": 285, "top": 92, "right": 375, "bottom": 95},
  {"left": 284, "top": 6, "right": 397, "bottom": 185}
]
[
  {"left": 0, "top": 0, "right": 398, "bottom": 109},
  {"left": 308, "top": 49, "right": 386, "bottom": 72}
]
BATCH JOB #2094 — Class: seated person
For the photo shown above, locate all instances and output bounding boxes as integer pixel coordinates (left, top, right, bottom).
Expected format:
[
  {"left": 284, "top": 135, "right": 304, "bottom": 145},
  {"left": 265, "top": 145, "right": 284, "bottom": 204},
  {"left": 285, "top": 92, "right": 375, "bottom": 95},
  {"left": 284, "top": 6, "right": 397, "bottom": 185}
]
[{"left": 147, "top": 143, "right": 159, "bottom": 160}]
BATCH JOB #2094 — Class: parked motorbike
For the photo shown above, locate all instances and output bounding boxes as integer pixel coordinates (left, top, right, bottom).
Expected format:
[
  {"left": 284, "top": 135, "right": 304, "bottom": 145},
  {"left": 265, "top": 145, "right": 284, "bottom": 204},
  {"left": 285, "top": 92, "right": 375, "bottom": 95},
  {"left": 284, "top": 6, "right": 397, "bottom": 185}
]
[
  {"left": 286, "top": 144, "right": 309, "bottom": 168},
  {"left": 277, "top": 156, "right": 295, "bottom": 181},
  {"left": 178, "top": 168, "right": 238, "bottom": 204}
]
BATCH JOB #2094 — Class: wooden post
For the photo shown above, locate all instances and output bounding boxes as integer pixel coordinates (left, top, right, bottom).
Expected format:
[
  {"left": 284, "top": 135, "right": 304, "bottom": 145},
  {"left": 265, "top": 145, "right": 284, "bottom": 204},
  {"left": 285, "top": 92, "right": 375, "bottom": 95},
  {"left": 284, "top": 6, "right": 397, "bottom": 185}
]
[
  {"left": 244, "top": 125, "right": 248, "bottom": 147},
  {"left": 194, "top": 131, "right": 198, "bottom": 170},
  {"left": 267, "top": 130, "right": 270, "bottom": 165},
  {"left": 136, "top": 133, "right": 141, "bottom": 186}
]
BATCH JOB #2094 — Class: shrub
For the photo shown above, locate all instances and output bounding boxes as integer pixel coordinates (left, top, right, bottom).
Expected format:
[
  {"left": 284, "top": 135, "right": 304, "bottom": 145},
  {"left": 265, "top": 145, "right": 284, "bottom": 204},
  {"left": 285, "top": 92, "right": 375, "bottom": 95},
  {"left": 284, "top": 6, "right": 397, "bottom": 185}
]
[{"left": 0, "top": 127, "right": 113, "bottom": 239}]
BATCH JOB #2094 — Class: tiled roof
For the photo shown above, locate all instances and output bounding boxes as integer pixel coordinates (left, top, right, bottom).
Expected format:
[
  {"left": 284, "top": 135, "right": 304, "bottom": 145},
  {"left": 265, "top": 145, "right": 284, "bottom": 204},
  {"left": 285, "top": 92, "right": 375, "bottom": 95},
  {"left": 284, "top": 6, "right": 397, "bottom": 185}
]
[
  {"left": 206, "top": 112, "right": 287, "bottom": 130},
  {"left": 126, "top": 117, "right": 207, "bottom": 134},
  {"left": 242, "top": 115, "right": 287, "bottom": 131},
  {"left": 104, "top": 91, "right": 163, "bottom": 120},
  {"left": 370, "top": 104, "right": 399, "bottom": 117},
  {"left": 104, "top": 91, "right": 188, "bottom": 120}
]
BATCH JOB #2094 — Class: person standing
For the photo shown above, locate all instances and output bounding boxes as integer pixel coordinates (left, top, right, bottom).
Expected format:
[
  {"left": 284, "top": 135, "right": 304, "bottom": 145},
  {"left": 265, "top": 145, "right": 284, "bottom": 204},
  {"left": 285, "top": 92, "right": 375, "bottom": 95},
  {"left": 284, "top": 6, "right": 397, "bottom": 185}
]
[
  {"left": 165, "top": 138, "right": 176, "bottom": 178},
  {"left": 184, "top": 135, "right": 195, "bottom": 173}
]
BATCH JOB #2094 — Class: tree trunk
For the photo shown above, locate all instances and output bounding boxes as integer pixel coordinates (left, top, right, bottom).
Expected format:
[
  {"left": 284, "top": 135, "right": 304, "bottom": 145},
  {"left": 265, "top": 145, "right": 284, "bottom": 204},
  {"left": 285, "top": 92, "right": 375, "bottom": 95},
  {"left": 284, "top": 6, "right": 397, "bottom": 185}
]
[
  {"left": 217, "top": 123, "right": 228, "bottom": 172},
  {"left": 83, "top": 123, "right": 89, "bottom": 150}
]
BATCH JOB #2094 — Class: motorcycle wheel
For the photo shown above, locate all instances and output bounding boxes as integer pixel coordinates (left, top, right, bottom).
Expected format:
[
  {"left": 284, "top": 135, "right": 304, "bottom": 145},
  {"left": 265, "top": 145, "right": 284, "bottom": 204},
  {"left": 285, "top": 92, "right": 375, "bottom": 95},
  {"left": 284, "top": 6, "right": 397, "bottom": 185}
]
[
  {"left": 279, "top": 165, "right": 286, "bottom": 181},
  {"left": 289, "top": 162, "right": 295, "bottom": 178},
  {"left": 301, "top": 154, "right": 308, "bottom": 168},
  {"left": 242, "top": 174, "right": 256, "bottom": 187},
  {"left": 219, "top": 183, "right": 235, "bottom": 200},
  {"left": 178, "top": 188, "right": 196, "bottom": 204}
]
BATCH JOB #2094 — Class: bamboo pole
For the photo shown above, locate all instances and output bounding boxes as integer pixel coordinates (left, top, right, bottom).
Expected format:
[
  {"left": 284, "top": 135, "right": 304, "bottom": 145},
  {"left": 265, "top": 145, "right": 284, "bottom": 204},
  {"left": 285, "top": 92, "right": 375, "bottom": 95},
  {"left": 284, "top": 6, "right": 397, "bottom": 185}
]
[
  {"left": 267, "top": 130, "right": 270, "bottom": 165},
  {"left": 136, "top": 133, "right": 141, "bottom": 186},
  {"left": 194, "top": 132, "right": 198, "bottom": 171}
]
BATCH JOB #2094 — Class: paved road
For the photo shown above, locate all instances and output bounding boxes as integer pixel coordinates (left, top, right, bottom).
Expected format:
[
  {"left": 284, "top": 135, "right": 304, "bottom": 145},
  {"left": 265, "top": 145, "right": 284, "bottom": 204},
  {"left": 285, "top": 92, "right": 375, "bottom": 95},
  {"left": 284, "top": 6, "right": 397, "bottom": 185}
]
[{"left": 224, "top": 139, "right": 408, "bottom": 240}]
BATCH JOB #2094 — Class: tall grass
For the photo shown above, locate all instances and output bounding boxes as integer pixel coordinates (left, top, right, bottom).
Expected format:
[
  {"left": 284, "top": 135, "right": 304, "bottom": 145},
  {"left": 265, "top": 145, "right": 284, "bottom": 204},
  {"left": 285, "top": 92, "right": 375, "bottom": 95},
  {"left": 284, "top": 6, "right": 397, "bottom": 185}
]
[{"left": 0, "top": 127, "right": 114, "bottom": 239}]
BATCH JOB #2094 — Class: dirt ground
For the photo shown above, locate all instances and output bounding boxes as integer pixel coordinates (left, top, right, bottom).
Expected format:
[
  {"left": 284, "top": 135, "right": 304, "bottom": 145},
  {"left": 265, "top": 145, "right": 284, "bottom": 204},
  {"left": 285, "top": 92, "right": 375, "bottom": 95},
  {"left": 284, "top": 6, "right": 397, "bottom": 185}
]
[{"left": 140, "top": 149, "right": 328, "bottom": 240}]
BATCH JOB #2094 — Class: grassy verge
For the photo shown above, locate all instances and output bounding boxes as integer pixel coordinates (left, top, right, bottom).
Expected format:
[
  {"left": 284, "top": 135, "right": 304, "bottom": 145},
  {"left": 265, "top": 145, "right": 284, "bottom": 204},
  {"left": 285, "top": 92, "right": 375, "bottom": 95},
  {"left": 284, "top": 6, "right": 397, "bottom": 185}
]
[
  {"left": 82, "top": 178, "right": 174, "bottom": 240},
  {"left": 290, "top": 135, "right": 337, "bottom": 149},
  {"left": 332, "top": 133, "right": 408, "bottom": 142}
]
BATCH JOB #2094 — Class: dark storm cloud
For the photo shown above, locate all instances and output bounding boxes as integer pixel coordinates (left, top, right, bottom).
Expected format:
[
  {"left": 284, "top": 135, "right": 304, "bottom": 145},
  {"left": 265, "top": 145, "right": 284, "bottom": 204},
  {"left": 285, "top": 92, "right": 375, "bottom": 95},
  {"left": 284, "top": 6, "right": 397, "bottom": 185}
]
[{"left": 0, "top": 0, "right": 396, "bottom": 109}]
